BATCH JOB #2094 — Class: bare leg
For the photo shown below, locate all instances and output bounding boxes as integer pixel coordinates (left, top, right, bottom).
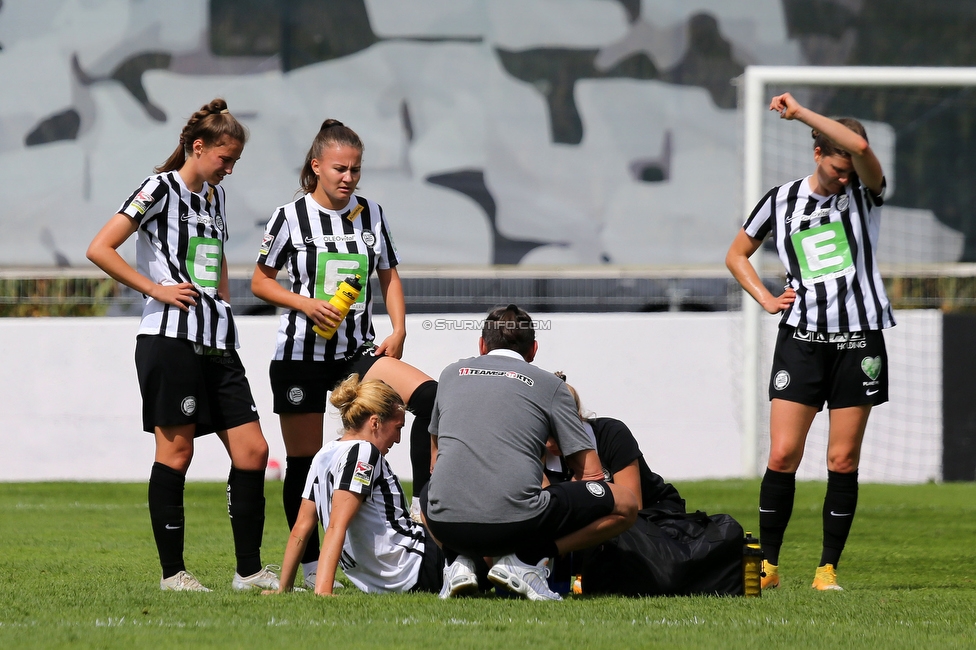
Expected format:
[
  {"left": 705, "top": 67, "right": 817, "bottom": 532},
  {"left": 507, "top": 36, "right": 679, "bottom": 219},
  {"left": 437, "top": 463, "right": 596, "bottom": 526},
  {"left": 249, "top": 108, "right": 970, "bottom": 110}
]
[
  {"left": 767, "top": 399, "right": 819, "bottom": 473},
  {"left": 154, "top": 423, "right": 196, "bottom": 473},
  {"left": 365, "top": 357, "right": 437, "bottom": 495},
  {"left": 825, "top": 405, "right": 871, "bottom": 473},
  {"left": 280, "top": 412, "right": 324, "bottom": 457},
  {"left": 217, "top": 420, "right": 269, "bottom": 471},
  {"left": 363, "top": 357, "right": 432, "bottom": 404}
]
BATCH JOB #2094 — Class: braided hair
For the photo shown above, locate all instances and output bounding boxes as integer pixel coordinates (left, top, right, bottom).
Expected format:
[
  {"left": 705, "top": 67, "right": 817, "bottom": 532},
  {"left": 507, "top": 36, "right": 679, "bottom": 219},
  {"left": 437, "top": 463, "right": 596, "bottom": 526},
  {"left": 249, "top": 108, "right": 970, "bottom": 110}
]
[{"left": 155, "top": 98, "right": 248, "bottom": 173}]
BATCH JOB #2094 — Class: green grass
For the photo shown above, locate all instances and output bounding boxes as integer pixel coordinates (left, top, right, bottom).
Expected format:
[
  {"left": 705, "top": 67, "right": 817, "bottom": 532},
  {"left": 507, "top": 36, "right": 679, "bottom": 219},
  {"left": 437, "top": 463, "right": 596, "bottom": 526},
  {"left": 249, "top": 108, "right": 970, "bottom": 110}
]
[{"left": 2, "top": 480, "right": 975, "bottom": 649}]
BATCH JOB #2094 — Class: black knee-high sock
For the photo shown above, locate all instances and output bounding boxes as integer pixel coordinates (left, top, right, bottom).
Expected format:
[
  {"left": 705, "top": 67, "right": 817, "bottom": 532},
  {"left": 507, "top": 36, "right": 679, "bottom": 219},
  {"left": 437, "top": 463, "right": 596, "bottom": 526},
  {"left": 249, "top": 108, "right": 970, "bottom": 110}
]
[
  {"left": 821, "top": 469, "right": 858, "bottom": 567},
  {"left": 149, "top": 462, "right": 186, "bottom": 579},
  {"left": 283, "top": 455, "right": 319, "bottom": 565},
  {"left": 408, "top": 380, "right": 437, "bottom": 497},
  {"left": 759, "top": 468, "right": 796, "bottom": 566},
  {"left": 227, "top": 467, "right": 266, "bottom": 577}
]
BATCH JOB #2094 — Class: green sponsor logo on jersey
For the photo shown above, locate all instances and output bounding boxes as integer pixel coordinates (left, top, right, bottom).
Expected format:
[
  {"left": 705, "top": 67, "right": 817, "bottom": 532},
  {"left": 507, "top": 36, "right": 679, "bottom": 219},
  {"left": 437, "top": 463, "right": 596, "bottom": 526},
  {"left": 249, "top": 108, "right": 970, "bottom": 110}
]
[
  {"left": 187, "top": 237, "right": 222, "bottom": 288},
  {"left": 314, "top": 252, "right": 368, "bottom": 305},
  {"left": 790, "top": 222, "right": 854, "bottom": 283}
]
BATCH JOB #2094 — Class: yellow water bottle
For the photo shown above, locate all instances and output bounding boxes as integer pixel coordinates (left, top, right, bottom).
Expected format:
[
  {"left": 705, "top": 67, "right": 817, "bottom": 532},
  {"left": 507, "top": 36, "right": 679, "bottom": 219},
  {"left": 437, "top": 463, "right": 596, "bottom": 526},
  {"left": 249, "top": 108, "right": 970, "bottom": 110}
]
[
  {"left": 742, "top": 531, "right": 763, "bottom": 597},
  {"left": 313, "top": 275, "right": 362, "bottom": 339}
]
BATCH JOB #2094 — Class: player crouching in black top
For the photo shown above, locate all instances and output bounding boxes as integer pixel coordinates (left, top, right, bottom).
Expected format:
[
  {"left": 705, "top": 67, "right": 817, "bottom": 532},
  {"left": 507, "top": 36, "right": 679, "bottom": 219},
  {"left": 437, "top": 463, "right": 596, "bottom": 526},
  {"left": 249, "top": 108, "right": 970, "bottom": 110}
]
[
  {"left": 544, "top": 372, "right": 684, "bottom": 513},
  {"left": 542, "top": 372, "right": 686, "bottom": 594}
]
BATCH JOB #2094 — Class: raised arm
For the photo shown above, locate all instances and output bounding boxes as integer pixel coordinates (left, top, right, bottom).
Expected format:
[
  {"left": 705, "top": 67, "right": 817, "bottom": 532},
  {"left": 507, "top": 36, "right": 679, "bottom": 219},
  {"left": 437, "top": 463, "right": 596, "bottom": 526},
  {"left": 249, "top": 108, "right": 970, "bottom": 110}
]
[
  {"left": 770, "top": 92, "right": 883, "bottom": 194},
  {"left": 315, "top": 489, "right": 365, "bottom": 596}
]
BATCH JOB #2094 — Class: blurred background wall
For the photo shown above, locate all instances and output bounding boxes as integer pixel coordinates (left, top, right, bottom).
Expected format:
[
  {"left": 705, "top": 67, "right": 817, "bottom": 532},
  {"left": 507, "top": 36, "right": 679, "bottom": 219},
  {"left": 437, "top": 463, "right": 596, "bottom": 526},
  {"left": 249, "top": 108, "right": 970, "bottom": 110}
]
[{"left": 2, "top": 0, "right": 974, "bottom": 270}]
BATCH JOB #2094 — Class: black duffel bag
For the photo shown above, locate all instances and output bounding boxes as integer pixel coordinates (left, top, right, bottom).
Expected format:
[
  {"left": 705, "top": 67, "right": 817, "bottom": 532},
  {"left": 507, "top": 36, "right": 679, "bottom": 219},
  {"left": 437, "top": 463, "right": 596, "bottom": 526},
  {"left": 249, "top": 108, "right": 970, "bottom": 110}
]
[{"left": 580, "top": 508, "right": 745, "bottom": 597}]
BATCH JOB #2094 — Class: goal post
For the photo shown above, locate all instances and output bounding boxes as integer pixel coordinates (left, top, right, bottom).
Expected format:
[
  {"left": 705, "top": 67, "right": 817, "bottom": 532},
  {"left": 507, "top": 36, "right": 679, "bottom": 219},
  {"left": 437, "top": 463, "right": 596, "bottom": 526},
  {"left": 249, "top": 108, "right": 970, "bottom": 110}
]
[{"left": 739, "top": 65, "right": 976, "bottom": 479}]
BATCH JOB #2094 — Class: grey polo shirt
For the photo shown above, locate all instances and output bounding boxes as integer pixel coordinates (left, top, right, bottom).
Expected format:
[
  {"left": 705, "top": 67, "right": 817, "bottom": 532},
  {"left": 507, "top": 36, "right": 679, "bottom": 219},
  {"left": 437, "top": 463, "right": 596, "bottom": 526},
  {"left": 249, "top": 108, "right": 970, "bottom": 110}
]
[{"left": 427, "top": 349, "right": 594, "bottom": 524}]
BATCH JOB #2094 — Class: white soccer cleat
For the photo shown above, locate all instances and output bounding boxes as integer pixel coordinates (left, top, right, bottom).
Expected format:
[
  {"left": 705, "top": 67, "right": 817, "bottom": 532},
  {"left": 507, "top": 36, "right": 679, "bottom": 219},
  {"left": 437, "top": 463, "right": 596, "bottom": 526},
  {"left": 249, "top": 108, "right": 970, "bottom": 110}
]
[
  {"left": 487, "top": 554, "right": 561, "bottom": 601},
  {"left": 438, "top": 556, "right": 480, "bottom": 599},
  {"left": 232, "top": 565, "right": 280, "bottom": 591},
  {"left": 160, "top": 570, "right": 210, "bottom": 592}
]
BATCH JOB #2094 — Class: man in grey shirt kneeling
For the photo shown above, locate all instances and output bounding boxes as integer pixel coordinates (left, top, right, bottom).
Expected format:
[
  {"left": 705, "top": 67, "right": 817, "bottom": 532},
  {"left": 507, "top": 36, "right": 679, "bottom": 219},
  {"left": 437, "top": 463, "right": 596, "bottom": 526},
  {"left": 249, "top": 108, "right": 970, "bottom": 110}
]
[{"left": 422, "top": 304, "right": 638, "bottom": 601}]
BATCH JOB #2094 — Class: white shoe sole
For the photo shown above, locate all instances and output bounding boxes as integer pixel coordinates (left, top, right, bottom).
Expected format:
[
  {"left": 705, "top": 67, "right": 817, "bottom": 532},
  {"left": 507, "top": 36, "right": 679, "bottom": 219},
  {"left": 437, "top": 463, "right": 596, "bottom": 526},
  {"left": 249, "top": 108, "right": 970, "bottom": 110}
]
[
  {"left": 487, "top": 565, "right": 560, "bottom": 601},
  {"left": 440, "top": 574, "right": 479, "bottom": 599}
]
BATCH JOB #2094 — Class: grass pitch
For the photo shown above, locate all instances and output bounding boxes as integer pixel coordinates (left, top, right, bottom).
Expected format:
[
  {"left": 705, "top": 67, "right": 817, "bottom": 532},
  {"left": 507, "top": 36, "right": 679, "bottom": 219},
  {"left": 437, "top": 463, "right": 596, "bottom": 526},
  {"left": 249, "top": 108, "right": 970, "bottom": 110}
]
[{"left": 1, "top": 479, "right": 974, "bottom": 649}]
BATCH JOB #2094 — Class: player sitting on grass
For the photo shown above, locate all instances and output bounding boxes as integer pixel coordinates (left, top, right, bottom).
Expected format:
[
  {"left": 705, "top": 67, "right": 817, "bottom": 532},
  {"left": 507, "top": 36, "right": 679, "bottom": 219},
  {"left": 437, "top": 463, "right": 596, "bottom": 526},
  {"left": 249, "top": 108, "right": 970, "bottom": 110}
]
[{"left": 263, "top": 375, "right": 464, "bottom": 596}]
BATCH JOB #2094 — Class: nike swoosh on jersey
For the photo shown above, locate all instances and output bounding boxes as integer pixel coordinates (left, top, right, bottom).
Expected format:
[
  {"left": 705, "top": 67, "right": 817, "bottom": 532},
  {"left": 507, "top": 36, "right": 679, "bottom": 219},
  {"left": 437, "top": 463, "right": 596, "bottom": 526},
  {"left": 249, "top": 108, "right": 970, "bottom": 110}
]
[{"left": 866, "top": 389, "right": 879, "bottom": 395}]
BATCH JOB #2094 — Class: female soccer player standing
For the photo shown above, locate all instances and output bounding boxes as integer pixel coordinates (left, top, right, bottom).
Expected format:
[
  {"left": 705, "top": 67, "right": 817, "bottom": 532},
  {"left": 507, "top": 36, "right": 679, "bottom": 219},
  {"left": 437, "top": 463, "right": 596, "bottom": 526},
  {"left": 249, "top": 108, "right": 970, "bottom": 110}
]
[
  {"left": 251, "top": 119, "right": 436, "bottom": 589},
  {"left": 726, "top": 92, "right": 893, "bottom": 591},
  {"left": 87, "top": 99, "right": 278, "bottom": 592}
]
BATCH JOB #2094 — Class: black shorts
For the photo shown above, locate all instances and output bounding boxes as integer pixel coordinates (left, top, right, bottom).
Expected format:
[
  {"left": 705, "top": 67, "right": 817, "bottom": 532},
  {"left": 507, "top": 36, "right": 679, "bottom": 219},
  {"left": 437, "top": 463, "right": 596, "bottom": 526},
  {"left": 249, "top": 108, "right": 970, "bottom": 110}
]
[
  {"left": 134, "top": 335, "right": 259, "bottom": 436},
  {"left": 269, "top": 345, "right": 384, "bottom": 414},
  {"left": 769, "top": 325, "right": 889, "bottom": 410},
  {"left": 409, "top": 525, "right": 447, "bottom": 594},
  {"left": 421, "top": 480, "right": 616, "bottom": 558}
]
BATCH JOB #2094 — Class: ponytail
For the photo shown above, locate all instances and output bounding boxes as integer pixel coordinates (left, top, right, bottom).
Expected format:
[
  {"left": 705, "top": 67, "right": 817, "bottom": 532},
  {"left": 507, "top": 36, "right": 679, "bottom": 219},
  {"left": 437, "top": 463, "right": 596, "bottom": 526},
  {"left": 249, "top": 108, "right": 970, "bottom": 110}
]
[
  {"left": 299, "top": 119, "right": 364, "bottom": 194},
  {"left": 155, "top": 98, "right": 248, "bottom": 173}
]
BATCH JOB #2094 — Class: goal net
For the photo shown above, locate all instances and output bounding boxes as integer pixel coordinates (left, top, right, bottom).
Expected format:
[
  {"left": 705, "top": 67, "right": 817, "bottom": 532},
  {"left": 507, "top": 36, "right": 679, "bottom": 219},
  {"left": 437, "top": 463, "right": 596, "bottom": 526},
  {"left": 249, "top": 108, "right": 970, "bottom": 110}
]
[{"left": 737, "top": 66, "right": 976, "bottom": 483}]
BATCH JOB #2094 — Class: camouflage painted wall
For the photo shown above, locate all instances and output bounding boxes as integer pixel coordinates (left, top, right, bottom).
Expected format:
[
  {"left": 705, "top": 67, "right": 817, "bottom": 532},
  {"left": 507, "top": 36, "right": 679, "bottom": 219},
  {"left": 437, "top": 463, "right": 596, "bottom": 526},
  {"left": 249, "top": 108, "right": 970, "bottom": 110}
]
[{"left": 1, "top": 0, "right": 973, "bottom": 267}]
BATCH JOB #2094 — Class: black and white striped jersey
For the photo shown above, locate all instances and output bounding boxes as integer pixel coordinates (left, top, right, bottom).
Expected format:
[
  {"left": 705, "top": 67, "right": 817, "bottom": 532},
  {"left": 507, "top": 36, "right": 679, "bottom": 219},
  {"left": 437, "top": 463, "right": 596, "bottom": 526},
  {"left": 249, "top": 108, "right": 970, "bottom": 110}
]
[
  {"left": 256, "top": 194, "right": 399, "bottom": 361},
  {"left": 119, "top": 172, "right": 238, "bottom": 349},
  {"left": 743, "top": 175, "right": 895, "bottom": 332},
  {"left": 305, "top": 438, "right": 424, "bottom": 594}
]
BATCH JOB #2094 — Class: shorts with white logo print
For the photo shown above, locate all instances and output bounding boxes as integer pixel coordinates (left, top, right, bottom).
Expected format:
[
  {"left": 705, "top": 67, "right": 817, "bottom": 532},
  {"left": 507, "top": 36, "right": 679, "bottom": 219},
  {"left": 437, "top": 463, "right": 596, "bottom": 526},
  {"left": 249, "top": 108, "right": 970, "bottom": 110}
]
[
  {"left": 768, "top": 325, "right": 888, "bottom": 410},
  {"left": 422, "top": 480, "right": 615, "bottom": 558},
  {"left": 135, "top": 335, "right": 259, "bottom": 435},
  {"left": 269, "top": 345, "right": 383, "bottom": 414}
]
